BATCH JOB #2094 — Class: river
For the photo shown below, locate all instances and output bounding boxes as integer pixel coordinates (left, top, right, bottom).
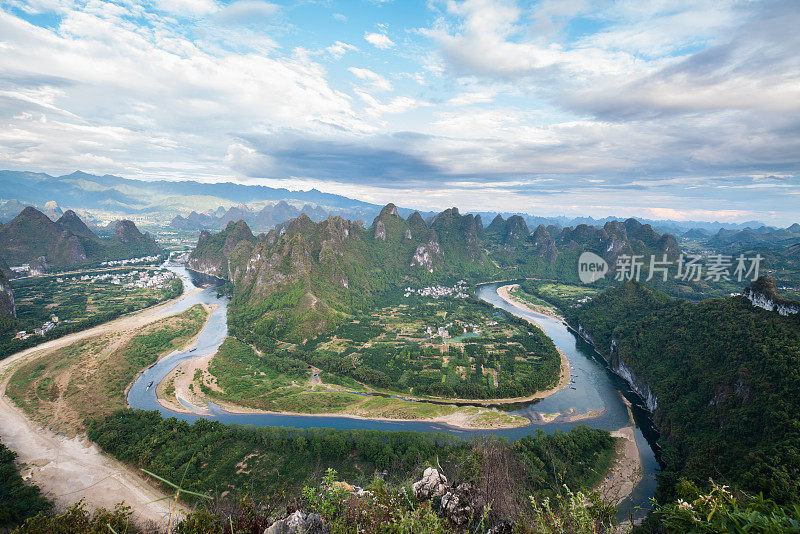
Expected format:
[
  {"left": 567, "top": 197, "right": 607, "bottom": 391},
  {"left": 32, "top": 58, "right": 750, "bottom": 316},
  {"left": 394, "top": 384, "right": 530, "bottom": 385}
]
[{"left": 128, "top": 267, "right": 660, "bottom": 519}]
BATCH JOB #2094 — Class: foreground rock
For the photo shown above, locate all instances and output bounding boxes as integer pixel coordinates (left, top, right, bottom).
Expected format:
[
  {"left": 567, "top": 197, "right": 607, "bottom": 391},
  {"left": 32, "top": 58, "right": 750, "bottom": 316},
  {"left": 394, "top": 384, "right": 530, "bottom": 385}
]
[
  {"left": 412, "top": 466, "right": 448, "bottom": 499},
  {"left": 412, "top": 467, "right": 489, "bottom": 527},
  {"left": 264, "top": 510, "right": 329, "bottom": 534}
]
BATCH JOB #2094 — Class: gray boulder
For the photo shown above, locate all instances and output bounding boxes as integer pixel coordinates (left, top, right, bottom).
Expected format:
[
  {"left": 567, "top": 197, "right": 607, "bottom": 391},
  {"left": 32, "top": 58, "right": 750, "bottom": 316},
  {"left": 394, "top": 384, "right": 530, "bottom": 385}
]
[
  {"left": 264, "top": 510, "right": 329, "bottom": 534},
  {"left": 412, "top": 467, "right": 448, "bottom": 499}
]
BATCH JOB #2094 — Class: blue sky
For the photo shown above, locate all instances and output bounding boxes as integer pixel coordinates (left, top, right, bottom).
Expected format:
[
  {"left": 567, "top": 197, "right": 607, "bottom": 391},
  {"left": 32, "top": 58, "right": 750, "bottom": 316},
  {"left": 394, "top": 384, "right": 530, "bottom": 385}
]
[{"left": 0, "top": 0, "right": 798, "bottom": 223}]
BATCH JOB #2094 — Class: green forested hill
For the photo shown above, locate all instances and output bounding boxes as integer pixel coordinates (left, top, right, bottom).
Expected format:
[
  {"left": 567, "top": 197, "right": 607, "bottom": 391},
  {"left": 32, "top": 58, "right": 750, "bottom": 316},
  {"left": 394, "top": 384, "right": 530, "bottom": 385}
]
[
  {"left": 0, "top": 207, "right": 161, "bottom": 269},
  {"left": 188, "top": 205, "right": 692, "bottom": 344},
  {"left": 569, "top": 279, "right": 800, "bottom": 504},
  {"left": 188, "top": 204, "right": 494, "bottom": 343}
]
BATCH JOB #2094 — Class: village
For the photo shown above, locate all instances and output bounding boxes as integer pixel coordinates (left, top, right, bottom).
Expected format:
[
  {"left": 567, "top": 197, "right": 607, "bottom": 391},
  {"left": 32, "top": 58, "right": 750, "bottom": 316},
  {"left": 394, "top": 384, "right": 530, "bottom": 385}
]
[
  {"left": 99, "top": 255, "right": 162, "bottom": 267},
  {"left": 66, "top": 269, "right": 176, "bottom": 290},
  {"left": 10, "top": 268, "right": 178, "bottom": 340},
  {"left": 13, "top": 313, "right": 63, "bottom": 340},
  {"left": 404, "top": 280, "right": 470, "bottom": 299}
]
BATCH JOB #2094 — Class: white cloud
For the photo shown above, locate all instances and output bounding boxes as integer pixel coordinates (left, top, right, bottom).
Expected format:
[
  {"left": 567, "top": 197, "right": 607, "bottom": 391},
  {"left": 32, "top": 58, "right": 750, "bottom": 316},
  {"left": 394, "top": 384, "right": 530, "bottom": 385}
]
[
  {"left": 213, "top": 1, "right": 278, "bottom": 25},
  {"left": 355, "top": 91, "right": 429, "bottom": 117},
  {"left": 348, "top": 67, "right": 393, "bottom": 92},
  {"left": 364, "top": 32, "right": 394, "bottom": 49},
  {"left": 326, "top": 41, "right": 358, "bottom": 59},
  {"left": 448, "top": 90, "right": 496, "bottom": 106},
  {"left": 0, "top": 4, "right": 370, "bottom": 180},
  {"left": 155, "top": 0, "right": 217, "bottom": 16},
  {"left": 0, "top": 0, "right": 798, "bottom": 222}
]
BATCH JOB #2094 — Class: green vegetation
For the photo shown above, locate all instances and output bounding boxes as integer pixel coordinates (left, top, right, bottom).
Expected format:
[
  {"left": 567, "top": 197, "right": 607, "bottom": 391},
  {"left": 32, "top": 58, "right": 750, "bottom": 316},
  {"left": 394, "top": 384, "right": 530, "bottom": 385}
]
[
  {"left": 0, "top": 443, "right": 51, "bottom": 529},
  {"left": 222, "top": 291, "right": 561, "bottom": 403},
  {"left": 516, "top": 280, "right": 602, "bottom": 312},
  {"left": 654, "top": 480, "right": 800, "bottom": 534},
  {"left": 0, "top": 268, "right": 182, "bottom": 360},
  {"left": 6, "top": 304, "right": 207, "bottom": 432},
  {"left": 0, "top": 207, "right": 162, "bottom": 272},
  {"left": 196, "top": 337, "right": 526, "bottom": 426},
  {"left": 9, "top": 469, "right": 617, "bottom": 534},
  {"left": 87, "top": 410, "right": 615, "bottom": 504},
  {"left": 11, "top": 501, "right": 135, "bottom": 534},
  {"left": 570, "top": 280, "right": 800, "bottom": 507}
]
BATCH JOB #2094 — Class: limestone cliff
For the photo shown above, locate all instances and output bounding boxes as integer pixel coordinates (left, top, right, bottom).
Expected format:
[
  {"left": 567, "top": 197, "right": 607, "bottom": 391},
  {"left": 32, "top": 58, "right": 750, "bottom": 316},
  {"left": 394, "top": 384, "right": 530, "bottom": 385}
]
[{"left": 743, "top": 276, "right": 799, "bottom": 316}]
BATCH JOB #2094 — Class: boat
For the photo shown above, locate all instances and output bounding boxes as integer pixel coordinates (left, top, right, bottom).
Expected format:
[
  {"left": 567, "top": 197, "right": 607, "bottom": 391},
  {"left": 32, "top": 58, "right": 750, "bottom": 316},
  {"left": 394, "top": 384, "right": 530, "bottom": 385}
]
[{"left": 146, "top": 381, "right": 154, "bottom": 389}]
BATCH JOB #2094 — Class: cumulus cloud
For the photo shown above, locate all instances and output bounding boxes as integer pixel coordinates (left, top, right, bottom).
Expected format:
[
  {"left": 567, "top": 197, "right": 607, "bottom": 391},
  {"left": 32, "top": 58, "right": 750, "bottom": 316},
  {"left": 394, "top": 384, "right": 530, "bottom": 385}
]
[
  {"left": 0, "top": 0, "right": 798, "bottom": 222},
  {"left": 0, "top": 3, "right": 367, "bottom": 180},
  {"left": 364, "top": 32, "right": 394, "bottom": 49}
]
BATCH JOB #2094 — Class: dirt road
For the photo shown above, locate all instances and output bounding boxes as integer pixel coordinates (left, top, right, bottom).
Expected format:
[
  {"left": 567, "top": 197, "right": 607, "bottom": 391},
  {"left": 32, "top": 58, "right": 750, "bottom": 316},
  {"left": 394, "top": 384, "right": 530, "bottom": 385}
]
[{"left": 0, "top": 292, "right": 198, "bottom": 529}]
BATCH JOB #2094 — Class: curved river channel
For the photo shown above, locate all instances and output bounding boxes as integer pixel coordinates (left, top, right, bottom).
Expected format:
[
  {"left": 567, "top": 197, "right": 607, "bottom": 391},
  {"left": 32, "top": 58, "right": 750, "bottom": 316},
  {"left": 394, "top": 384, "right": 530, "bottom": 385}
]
[{"left": 129, "top": 267, "right": 660, "bottom": 519}]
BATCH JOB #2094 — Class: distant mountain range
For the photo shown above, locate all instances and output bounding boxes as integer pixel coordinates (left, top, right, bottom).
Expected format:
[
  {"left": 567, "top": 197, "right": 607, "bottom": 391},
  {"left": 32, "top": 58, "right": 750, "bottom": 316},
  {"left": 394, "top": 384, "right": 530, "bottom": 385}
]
[
  {"left": 0, "top": 170, "right": 431, "bottom": 227},
  {"left": 701, "top": 223, "right": 800, "bottom": 250},
  {"left": 0, "top": 169, "right": 779, "bottom": 234},
  {"left": 169, "top": 200, "right": 333, "bottom": 233},
  {"left": 188, "top": 204, "right": 684, "bottom": 342},
  {"left": 0, "top": 207, "right": 161, "bottom": 271}
]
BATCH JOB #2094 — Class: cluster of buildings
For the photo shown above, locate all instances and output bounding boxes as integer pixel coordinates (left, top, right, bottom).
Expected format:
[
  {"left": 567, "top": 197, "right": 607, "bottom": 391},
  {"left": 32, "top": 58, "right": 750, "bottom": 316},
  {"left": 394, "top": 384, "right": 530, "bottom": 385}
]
[
  {"left": 404, "top": 280, "right": 470, "bottom": 299},
  {"left": 425, "top": 320, "right": 485, "bottom": 340},
  {"left": 70, "top": 269, "right": 176, "bottom": 289},
  {"left": 426, "top": 323, "right": 454, "bottom": 338},
  {"left": 100, "top": 255, "right": 161, "bottom": 267},
  {"left": 14, "top": 314, "right": 60, "bottom": 339}
]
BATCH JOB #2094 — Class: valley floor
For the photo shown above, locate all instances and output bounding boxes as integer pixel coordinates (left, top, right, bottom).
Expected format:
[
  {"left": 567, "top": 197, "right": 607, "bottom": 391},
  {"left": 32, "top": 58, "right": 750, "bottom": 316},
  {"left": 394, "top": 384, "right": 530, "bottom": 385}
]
[
  {"left": 157, "top": 351, "right": 536, "bottom": 430},
  {"left": 0, "top": 292, "right": 200, "bottom": 527}
]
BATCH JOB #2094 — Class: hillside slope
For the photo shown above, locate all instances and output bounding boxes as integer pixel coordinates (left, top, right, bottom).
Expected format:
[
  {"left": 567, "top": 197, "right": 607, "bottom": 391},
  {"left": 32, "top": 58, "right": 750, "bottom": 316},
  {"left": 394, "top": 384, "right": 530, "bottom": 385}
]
[
  {"left": 0, "top": 207, "right": 161, "bottom": 269},
  {"left": 570, "top": 278, "right": 800, "bottom": 504},
  {"left": 188, "top": 205, "right": 491, "bottom": 342}
]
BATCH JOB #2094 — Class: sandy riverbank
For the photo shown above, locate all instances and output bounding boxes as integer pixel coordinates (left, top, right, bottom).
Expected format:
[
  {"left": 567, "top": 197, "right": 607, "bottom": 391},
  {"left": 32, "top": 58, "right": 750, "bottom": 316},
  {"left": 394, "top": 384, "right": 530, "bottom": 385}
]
[
  {"left": 599, "top": 425, "right": 643, "bottom": 505},
  {"left": 596, "top": 393, "right": 643, "bottom": 506},
  {"left": 497, "top": 284, "right": 565, "bottom": 321},
  {"left": 0, "top": 289, "right": 198, "bottom": 527}
]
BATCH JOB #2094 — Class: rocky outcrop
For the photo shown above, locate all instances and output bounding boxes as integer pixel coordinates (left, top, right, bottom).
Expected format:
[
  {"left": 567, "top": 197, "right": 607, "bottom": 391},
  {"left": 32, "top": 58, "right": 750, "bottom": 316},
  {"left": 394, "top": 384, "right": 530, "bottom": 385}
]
[
  {"left": 440, "top": 483, "right": 487, "bottom": 527},
  {"left": 412, "top": 467, "right": 448, "bottom": 499},
  {"left": 743, "top": 276, "right": 799, "bottom": 316},
  {"left": 412, "top": 468, "right": 487, "bottom": 527},
  {"left": 374, "top": 219, "right": 386, "bottom": 241},
  {"left": 187, "top": 220, "right": 255, "bottom": 278},
  {"left": 0, "top": 270, "right": 16, "bottom": 318},
  {"left": 531, "top": 225, "right": 558, "bottom": 262},
  {"left": 264, "top": 510, "right": 329, "bottom": 534},
  {"left": 410, "top": 234, "right": 443, "bottom": 273}
]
